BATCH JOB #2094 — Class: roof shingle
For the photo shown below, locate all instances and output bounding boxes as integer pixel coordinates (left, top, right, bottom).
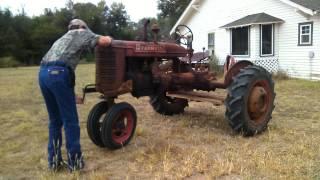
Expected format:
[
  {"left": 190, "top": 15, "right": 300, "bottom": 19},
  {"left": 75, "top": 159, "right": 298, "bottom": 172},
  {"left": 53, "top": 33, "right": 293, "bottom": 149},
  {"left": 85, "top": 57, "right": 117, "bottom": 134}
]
[
  {"left": 221, "top": 13, "right": 284, "bottom": 29},
  {"left": 290, "top": 0, "right": 320, "bottom": 11}
]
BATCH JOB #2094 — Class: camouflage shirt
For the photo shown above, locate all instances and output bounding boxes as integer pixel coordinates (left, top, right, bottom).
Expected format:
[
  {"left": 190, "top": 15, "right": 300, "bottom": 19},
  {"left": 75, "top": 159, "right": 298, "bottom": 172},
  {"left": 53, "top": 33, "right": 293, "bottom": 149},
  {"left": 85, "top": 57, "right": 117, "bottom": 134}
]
[{"left": 42, "top": 29, "right": 100, "bottom": 70}]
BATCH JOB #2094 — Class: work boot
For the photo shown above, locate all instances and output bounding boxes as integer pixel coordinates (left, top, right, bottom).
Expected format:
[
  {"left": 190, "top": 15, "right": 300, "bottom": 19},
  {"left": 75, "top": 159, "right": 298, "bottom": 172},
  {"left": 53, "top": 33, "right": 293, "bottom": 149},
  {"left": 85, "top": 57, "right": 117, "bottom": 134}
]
[
  {"left": 48, "top": 141, "right": 64, "bottom": 172},
  {"left": 48, "top": 160, "right": 64, "bottom": 172},
  {"left": 67, "top": 153, "right": 85, "bottom": 172}
]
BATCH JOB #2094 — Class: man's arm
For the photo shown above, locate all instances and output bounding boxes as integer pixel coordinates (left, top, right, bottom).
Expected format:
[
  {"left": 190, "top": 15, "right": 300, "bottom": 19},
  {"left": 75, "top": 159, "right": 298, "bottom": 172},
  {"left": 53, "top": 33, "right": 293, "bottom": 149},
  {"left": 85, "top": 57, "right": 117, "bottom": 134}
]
[{"left": 97, "top": 36, "right": 112, "bottom": 47}]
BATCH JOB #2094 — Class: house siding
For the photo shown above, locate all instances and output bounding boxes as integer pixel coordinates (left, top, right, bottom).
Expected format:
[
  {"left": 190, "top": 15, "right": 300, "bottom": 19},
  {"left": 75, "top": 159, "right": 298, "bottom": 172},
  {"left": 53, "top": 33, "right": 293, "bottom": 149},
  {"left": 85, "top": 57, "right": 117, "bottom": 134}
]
[{"left": 181, "top": 0, "right": 320, "bottom": 79}]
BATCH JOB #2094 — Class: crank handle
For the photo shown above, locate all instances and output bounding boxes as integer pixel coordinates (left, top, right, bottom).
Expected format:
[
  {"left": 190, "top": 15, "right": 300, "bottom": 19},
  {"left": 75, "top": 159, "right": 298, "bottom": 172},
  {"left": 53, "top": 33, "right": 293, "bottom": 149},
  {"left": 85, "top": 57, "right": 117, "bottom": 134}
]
[{"left": 77, "top": 84, "right": 97, "bottom": 104}]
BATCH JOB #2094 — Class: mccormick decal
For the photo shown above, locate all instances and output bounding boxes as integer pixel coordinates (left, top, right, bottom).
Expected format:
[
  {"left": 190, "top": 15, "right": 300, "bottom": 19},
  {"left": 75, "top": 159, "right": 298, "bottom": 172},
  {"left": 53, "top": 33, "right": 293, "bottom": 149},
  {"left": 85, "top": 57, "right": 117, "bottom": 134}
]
[{"left": 135, "top": 44, "right": 166, "bottom": 53}]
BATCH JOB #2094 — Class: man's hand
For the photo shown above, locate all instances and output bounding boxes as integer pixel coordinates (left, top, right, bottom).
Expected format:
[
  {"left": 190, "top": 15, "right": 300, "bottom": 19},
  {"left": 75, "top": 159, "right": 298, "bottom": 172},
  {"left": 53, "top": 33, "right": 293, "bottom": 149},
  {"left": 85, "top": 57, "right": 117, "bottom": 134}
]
[{"left": 98, "top": 36, "right": 112, "bottom": 47}]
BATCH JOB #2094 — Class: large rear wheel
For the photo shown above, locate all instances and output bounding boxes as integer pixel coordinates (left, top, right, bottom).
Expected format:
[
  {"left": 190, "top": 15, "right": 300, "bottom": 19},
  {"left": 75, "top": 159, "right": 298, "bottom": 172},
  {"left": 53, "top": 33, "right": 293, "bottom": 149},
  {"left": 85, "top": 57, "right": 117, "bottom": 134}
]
[
  {"left": 149, "top": 90, "right": 188, "bottom": 116},
  {"left": 225, "top": 65, "right": 275, "bottom": 136}
]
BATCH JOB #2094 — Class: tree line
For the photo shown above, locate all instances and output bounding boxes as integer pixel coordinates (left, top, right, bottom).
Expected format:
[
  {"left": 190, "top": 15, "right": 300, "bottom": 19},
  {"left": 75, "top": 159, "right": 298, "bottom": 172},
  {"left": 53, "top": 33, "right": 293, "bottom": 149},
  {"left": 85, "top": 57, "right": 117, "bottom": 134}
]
[{"left": 0, "top": 0, "right": 190, "bottom": 67}]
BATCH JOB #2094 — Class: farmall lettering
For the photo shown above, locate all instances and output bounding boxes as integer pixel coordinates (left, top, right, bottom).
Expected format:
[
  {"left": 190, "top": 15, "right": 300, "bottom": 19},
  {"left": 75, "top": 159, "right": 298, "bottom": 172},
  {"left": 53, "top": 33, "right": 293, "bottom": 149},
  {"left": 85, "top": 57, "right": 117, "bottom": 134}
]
[
  {"left": 82, "top": 21, "right": 276, "bottom": 150},
  {"left": 135, "top": 44, "right": 166, "bottom": 53}
]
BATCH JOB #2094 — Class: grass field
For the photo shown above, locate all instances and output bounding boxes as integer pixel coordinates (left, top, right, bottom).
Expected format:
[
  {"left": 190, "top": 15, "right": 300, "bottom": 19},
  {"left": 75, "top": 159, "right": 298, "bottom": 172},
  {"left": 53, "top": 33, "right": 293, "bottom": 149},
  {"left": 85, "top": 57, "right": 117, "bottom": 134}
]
[{"left": 0, "top": 64, "right": 319, "bottom": 180}]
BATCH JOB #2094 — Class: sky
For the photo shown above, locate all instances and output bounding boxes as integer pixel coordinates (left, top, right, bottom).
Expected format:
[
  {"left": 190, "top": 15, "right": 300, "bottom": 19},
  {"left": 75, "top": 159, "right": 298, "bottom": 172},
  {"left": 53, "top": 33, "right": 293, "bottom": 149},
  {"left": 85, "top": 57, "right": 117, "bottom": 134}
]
[{"left": 0, "top": 0, "right": 159, "bottom": 22}]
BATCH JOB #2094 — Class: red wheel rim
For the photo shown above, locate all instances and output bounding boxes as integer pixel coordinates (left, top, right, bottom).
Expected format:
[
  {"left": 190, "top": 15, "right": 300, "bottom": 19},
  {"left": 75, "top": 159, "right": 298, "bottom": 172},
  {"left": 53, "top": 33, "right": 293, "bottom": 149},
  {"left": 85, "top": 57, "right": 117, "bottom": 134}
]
[
  {"left": 247, "top": 80, "right": 272, "bottom": 124},
  {"left": 111, "top": 110, "right": 134, "bottom": 144}
]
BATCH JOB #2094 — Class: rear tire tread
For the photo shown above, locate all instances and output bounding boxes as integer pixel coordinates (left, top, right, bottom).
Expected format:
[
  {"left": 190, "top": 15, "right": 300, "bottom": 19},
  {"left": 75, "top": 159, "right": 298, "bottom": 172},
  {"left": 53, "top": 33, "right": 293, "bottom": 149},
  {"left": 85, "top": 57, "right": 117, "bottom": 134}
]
[
  {"left": 225, "top": 65, "right": 275, "bottom": 136},
  {"left": 87, "top": 101, "right": 109, "bottom": 147},
  {"left": 149, "top": 90, "right": 188, "bottom": 116}
]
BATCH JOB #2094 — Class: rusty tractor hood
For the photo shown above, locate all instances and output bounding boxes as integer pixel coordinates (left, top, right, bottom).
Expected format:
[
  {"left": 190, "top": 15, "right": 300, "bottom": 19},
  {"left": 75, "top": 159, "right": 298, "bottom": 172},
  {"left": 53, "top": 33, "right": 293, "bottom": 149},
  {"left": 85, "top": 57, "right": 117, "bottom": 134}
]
[{"left": 109, "top": 40, "right": 188, "bottom": 58}]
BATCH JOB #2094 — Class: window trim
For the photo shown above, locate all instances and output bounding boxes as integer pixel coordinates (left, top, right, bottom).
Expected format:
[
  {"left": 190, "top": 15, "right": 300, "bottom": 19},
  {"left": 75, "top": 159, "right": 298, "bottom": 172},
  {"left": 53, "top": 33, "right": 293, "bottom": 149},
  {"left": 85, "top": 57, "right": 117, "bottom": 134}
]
[
  {"left": 298, "top": 22, "right": 313, "bottom": 46},
  {"left": 230, "top": 26, "right": 250, "bottom": 57},
  {"left": 260, "top": 24, "right": 274, "bottom": 57}
]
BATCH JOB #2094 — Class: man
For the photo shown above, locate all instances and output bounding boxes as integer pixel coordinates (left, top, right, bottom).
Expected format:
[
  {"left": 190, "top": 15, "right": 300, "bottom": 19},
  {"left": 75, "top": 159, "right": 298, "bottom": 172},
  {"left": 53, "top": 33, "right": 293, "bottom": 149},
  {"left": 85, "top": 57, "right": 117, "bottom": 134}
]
[{"left": 39, "top": 19, "right": 112, "bottom": 172}]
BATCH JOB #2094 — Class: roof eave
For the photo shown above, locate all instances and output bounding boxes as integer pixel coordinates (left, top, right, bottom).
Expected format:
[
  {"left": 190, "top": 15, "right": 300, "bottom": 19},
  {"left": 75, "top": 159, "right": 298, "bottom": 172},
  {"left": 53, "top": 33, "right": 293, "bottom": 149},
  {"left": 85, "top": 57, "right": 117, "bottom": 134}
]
[
  {"left": 221, "top": 21, "right": 285, "bottom": 29},
  {"left": 279, "top": 0, "right": 316, "bottom": 16},
  {"left": 170, "top": 0, "right": 201, "bottom": 35}
]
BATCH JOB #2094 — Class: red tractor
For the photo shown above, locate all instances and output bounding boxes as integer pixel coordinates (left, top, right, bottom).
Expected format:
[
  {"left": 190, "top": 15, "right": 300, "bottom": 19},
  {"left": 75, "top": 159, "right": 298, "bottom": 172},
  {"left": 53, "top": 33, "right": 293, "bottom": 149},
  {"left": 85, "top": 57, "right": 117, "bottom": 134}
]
[{"left": 82, "top": 22, "right": 275, "bottom": 149}]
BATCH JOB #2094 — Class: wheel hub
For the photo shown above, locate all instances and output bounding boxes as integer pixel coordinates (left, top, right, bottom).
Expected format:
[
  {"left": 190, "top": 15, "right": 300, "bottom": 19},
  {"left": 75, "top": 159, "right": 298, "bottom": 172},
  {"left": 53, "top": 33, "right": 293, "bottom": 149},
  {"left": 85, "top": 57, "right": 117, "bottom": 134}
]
[
  {"left": 248, "top": 86, "right": 268, "bottom": 122},
  {"left": 113, "top": 119, "right": 126, "bottom": 136},
  {"left": 111, "top": 110, "right": 133, "bottom": 144}
]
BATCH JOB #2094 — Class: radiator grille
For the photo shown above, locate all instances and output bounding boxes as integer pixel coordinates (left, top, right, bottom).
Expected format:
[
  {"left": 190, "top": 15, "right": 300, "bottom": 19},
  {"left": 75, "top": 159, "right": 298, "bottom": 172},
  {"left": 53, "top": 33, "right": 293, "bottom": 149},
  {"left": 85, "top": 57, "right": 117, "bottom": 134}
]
[{"left": 95, "top": 46, "right": 125, "bottom": 95}]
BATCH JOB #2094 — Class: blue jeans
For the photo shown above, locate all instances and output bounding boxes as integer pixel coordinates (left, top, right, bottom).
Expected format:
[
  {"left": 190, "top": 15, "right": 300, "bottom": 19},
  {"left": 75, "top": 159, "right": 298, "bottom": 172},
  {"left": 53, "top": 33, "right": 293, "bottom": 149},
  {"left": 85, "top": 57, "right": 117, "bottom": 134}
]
[{"left": 38, "top": 63, "right": 82, "bottom": 166}]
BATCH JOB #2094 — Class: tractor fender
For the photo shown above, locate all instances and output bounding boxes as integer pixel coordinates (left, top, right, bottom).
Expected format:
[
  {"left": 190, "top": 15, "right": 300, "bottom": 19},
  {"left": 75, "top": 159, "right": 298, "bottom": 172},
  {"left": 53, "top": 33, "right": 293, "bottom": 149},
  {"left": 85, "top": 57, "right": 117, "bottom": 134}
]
[{"left": 224, "top": 60, "right": 253, "bottom": 86}]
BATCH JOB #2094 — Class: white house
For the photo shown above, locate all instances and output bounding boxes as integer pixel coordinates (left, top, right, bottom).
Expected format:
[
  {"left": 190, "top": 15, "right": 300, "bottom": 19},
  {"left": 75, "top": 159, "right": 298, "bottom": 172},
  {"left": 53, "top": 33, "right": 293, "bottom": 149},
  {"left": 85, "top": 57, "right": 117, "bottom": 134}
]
[{"left": 170, "top": 0, "right": 320, "bottom": 80}]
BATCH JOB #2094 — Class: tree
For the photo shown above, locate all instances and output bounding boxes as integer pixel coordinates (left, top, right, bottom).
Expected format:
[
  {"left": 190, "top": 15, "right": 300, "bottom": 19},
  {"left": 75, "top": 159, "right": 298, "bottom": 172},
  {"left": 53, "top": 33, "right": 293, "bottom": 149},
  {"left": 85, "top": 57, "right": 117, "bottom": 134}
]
[
  {"left": 0, "top": 8, "right": 35, "bottom": 64},
  {"left": 53, "top": 8, "right": 73, "bottom": 31},
  {"left": 30, "top": 13, "right": 64, "bottom": 64},
  {"left": 11, "top": 14, "right": 34, "bottom": 64},
  {"left": 104, "top": 2, "right": 134, "bottom": 39},
  {"left": 157, "top": 0, "right": 191, "bottom": 28},
  {"left": 0, "top": 8, "right": 14, "bottom": 57},
  {"left": 73, "top": 3, "right": 102, "bottom": 32},
  {"left": 0, "top": 1, "right": 135, "bottom": 66},
  {"left": 133, "top": 18, "right": 158, "bottom": 41}
]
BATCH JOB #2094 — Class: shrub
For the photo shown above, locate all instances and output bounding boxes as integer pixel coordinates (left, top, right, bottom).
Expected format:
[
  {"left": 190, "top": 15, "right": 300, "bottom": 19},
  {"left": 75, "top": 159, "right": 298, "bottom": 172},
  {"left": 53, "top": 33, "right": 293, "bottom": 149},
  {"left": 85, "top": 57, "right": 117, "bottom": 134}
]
[
  {"left": 273, "top": 69, "right": 290, "bottom": 80},
  {"left": 0, "top": 57, "right": 20, "bottom": 68},
  {"left": 209, "top": 55, "right": 223, "bottom": 75}
]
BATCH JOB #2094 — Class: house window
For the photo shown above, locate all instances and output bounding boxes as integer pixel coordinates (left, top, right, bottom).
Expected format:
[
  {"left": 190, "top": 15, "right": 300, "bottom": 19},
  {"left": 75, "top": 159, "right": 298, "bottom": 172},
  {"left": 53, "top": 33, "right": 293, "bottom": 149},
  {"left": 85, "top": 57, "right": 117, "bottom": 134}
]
[
  {"left": 208, "top": 33, "right": 215, "bottom": 54},
  {"left": 231, "top": 26, "right": 249, "bottom": 56},
  {"left": 298, "top": 22, "right": 313, "bottom": 46},
  {"left": 261, "top": 24, "right": 274, "bottom": 56}
]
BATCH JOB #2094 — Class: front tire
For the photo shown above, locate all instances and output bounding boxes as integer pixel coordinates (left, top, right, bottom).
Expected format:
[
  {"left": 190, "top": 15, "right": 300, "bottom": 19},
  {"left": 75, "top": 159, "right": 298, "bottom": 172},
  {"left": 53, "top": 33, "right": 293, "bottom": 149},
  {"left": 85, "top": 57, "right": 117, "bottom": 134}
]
[
  {"left": 100, "top": 102, "right": 137, "bottom": 149},
  {"left": 225, "top": 65, "right": 275, "bottom": 136},
  {"left": 87, "top": 101, "right": 109, "bottom": 147}
]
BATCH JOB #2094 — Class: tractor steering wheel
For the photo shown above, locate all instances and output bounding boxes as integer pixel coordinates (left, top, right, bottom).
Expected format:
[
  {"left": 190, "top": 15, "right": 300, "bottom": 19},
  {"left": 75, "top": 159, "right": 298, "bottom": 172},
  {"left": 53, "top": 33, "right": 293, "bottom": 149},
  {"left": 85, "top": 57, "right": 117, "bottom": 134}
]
[{"left": 174, "top": 25, "right": 193, "bottom": 48}]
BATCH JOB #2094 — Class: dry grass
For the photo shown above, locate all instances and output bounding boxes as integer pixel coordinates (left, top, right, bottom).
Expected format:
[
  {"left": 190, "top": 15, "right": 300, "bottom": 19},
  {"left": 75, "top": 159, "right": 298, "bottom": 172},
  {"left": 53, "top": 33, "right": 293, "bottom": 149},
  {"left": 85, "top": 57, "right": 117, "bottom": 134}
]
[{"left": 0, "top": 64, "right": 319, "bottom": 180}]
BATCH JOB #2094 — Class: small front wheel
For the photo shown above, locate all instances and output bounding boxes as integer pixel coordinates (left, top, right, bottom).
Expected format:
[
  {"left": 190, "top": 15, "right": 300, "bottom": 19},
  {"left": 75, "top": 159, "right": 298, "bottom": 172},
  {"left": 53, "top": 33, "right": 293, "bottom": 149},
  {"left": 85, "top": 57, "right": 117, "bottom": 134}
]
[
  {"left": 87, "top": 101, "right": 109, "bottom": 147},
  {"left": 100, "top": 102, "right": 137, "bottom": 149}
]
